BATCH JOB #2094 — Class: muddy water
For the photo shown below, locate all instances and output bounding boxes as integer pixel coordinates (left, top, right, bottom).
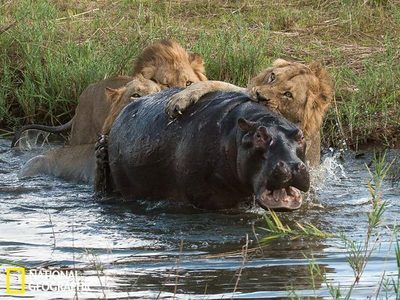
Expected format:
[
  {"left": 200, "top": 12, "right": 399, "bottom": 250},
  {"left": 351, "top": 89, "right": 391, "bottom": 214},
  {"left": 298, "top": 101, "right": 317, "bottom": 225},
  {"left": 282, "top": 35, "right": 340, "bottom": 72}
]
[{"left": 0, "top": 138, "right": 399, "bottom": 299}]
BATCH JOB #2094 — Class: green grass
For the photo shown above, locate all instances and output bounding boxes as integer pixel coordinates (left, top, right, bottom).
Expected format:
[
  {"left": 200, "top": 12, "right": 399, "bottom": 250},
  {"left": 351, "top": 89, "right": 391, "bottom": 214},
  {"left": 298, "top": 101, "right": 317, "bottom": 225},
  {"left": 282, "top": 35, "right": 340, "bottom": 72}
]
[{"left": 0, "top": 0, "right": 399, "bottom": 148}]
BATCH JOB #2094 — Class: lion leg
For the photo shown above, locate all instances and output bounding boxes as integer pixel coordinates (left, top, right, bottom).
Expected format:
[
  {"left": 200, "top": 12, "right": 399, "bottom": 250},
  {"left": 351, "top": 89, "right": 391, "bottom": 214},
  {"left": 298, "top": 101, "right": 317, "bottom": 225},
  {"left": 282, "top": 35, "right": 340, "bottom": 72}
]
[
  {"left": 94, "top": 134, "right": 113, "bottom": 194},
  {"left": 306, "top": 132, "right": 321, "bottom": 167},
  {"left": 165, "top": 81, "right": 247, "bottom": 119}
]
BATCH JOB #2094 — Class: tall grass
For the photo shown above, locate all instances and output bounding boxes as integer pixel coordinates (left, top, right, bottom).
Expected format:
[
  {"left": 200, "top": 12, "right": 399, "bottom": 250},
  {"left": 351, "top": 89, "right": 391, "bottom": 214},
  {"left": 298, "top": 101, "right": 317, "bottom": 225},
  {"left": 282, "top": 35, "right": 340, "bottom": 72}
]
[{"left": 0, "top": 0, "right": 399, "bottom": 147}]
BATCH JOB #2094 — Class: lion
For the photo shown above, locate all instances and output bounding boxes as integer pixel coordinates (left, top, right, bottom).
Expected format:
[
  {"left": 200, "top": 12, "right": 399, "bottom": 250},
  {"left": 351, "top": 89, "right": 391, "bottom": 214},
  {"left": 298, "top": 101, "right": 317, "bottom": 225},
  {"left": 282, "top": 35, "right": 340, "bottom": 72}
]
[
  {"left": 19, "top": 143, "right": 96, "bottom": 183},
  {"left": 16, "top": 39, "right": 208, "bottom": 185},
  {"left": 100, "top": 78, "right": 160, "bottom": 135},
  {"left": 133, "top": 39, "right": 207, "bottom": 87},
  {"left": 165, "top": 59, "right": 334, "bottom": 166},
  {"left": 12, "top": 39, "right": 207, "bottom": 147}
]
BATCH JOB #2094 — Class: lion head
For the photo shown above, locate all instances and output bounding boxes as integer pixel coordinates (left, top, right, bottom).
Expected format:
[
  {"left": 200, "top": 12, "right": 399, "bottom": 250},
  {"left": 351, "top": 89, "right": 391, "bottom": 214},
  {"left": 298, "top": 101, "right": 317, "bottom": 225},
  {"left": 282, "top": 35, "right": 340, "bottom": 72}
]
[
  {"left": 248, "top": 59, "right": 334, "bottom": 138},
  {"left": 102, "top": 75, "right": 161, "bottom": 134},
  {"left": 106, "top": 74, "right": 161, "bottom": 105},
  {"left": 132, "top": 39, "right": 207, "bottom": 88}
]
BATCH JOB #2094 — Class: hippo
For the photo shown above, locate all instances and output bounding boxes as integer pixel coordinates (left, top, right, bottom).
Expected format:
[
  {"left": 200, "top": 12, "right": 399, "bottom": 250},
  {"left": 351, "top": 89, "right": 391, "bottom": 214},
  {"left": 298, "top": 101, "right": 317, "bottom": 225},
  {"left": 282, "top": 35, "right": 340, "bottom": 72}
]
[{"left": 107, "top": 88, "right": 310, "bottom": 210}]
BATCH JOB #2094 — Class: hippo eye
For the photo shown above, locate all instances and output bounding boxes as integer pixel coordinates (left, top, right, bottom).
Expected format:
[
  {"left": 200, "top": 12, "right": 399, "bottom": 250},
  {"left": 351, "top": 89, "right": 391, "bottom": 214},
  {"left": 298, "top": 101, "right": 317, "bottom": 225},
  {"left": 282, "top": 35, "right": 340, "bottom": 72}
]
[
  {"left": 283, "top": 91, "right": 292, "bottom": 98},
  {"left": 130, "top": 93, "right": 141, "bottom": 100},
  {"left": 266, "top": 72, "right": 276, "bottom": 84},
  {"left": 186, "top": 81, "right": 193, "bottom": 87}
]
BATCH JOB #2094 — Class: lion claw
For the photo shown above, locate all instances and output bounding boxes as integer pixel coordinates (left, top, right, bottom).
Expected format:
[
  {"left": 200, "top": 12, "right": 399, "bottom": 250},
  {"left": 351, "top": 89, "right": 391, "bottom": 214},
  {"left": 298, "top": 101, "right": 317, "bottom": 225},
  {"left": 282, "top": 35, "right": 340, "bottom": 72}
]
[
  {"left": 94, "top": 133, "right": 113, "bottom": 194},
  {"left": 95, "top": 134, "right": 109, "bottom": 161},
  {"left": 166, "top": 94, "right": 192, "bottom": 119}
]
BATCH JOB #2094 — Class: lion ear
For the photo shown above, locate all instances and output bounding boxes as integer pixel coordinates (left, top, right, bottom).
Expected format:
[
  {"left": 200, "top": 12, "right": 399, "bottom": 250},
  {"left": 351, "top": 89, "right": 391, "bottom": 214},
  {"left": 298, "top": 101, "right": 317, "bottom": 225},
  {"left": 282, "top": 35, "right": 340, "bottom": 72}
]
[
  {"left": 140, "top": 65, "right": 157, "bottom": 80},
  {"left": 135, "top": 73, "right": 145, "bottom": 80},
  {"left": 308, "top": 61, "right": 334, "bottom": 104},
  {"left": 189, "top": 53, "right": 207, "bottom": 81},
  {"left": 272, "top": 58, "right": 291, "bottom": 68},
  {"left": 105, "top": 87, "right": 118, "bottom": 98},
  {"left": 105, "top": 87, "right": 124, "bottom": 103},
  {"left": 302, "top": 62, "right": 334, "bottom": 136}
]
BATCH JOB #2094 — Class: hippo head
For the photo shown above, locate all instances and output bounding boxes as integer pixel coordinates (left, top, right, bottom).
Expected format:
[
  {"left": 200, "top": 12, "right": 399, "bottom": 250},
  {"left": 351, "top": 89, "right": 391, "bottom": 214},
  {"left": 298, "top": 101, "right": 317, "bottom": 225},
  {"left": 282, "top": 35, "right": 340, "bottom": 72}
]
[{"left": 236, "top": 118, "right": 310, "bottom": 211}]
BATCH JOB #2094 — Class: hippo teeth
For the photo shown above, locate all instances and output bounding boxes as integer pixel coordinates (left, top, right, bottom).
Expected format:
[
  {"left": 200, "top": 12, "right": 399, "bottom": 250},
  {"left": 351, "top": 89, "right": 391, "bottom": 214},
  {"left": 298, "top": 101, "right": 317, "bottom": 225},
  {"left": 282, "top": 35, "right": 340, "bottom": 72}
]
[
  {"left": 257, "top": 186, "right": 303, "bottom": 211},
  {"left": 273, "top": 189, "right": 287, "bottom": 202}
]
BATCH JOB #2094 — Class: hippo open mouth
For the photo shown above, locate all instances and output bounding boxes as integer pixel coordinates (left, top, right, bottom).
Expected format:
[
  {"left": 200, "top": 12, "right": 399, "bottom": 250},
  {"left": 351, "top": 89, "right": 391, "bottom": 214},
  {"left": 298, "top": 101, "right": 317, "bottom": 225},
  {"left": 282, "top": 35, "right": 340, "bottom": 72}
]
[{"left": 256, "top": 186, "right": 302, "bottom": 211}]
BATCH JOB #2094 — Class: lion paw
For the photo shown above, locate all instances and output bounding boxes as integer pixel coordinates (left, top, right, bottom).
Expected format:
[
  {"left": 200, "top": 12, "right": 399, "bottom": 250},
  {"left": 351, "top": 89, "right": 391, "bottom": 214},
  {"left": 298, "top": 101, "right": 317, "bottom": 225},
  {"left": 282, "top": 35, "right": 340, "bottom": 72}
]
[
  {"left": 95, "top": 134, "right": 108, "bottom": 162},
  {"left": 166, "top": 90, "right": 204, "bottom": 119},
  {"left": 94, "top": 134, "right": 112, "bottom": 194}
]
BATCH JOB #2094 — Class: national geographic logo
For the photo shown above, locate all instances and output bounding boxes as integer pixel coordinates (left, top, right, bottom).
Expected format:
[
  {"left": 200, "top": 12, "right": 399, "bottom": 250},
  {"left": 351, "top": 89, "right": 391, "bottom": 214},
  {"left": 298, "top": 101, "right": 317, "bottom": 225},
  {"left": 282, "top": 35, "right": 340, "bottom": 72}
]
[
  {"left": 3, "top": 266, "right": 91, "bottom": 295},
  {"left": 5, "top": 267, "right": 25, "bottom": 295}
]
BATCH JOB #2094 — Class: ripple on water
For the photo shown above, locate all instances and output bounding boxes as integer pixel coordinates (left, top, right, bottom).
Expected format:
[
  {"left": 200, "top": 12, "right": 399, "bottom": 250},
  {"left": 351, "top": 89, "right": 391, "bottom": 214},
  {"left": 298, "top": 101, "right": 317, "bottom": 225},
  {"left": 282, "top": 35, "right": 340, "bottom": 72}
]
[{"left": 0, "top": 138, "right": 399, "bottom": 299}]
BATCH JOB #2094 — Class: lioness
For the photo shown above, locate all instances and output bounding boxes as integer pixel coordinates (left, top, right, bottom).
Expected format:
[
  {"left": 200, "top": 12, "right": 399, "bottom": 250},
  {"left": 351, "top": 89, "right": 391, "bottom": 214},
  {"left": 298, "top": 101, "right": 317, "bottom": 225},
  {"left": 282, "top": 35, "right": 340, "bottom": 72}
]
[
  {"left": 18, "top": 40, "right": 208, "bottom": 184},
  {"left": 165, "top": 59, "right": 333, "bottom": 166},
  {"left": 12, "top": 39, "right": 207, "bottom": 147}
]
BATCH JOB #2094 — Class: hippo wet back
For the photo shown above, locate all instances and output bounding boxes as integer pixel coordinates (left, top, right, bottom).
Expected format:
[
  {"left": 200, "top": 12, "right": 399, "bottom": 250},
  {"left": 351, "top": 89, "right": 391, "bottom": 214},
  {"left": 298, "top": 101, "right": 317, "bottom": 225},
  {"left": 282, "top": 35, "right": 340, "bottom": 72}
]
[{"left": 108, "top": 89, "right": 310, "bottom": 210}]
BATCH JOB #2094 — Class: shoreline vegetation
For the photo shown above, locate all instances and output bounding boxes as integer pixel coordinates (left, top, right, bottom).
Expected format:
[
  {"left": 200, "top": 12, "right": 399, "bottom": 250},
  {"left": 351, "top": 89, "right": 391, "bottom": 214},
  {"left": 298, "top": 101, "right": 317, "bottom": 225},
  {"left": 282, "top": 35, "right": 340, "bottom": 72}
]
[{"left": 0, "top": 0, "right": 399, "bottom": 150}]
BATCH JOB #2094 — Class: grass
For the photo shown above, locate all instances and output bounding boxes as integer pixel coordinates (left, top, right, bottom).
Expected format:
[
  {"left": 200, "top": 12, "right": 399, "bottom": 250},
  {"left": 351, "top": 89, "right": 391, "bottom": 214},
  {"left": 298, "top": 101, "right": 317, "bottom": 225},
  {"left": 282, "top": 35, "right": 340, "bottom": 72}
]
[
  {"left": 0, "top": 0, "right": 399, "bottom": 148},
  {"left": 260, "top": 210, "right": 334, "bottom": 242}
]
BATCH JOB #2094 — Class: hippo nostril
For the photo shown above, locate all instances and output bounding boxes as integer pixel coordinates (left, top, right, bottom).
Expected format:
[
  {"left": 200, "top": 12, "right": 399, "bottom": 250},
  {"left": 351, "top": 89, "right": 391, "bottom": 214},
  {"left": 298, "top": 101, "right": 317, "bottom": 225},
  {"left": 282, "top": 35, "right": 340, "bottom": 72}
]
[
  {"left": 290, "top": 162, "right": 310, "bottom": 192},
  {"left": 273, "top": 161, "right": 290, "bottom": 178},
  {"left": 268, "top": 161, "right": 292, "bottom": 190},
  {"left": 294, "top": 162, "right": 307, "bottom": 173}
]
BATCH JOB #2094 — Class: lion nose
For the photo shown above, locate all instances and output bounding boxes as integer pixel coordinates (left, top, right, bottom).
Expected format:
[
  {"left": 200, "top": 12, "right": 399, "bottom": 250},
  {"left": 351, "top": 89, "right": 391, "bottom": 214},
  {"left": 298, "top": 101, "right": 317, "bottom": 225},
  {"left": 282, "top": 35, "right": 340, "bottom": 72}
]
[{"left": 255, "top": 91, "right": 269, "bottom": 103}]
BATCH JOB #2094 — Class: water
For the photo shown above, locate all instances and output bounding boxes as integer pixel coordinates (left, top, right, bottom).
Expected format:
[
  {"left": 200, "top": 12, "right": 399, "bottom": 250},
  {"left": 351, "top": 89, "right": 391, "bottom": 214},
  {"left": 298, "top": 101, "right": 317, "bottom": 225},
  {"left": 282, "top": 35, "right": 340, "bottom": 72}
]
[{"left": 0, "top": 138, "right": 399, "bottom": 299}]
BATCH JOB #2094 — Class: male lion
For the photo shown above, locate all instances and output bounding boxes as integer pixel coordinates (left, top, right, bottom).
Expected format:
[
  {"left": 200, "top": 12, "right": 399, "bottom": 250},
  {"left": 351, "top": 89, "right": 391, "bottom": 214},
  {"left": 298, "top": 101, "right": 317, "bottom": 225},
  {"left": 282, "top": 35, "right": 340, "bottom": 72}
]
[
  {"left": 12, "top": 39, "right": 207, "bottom": 147},
  {"left": 165, "top": 59, "right": 333, "bottom": 166}
]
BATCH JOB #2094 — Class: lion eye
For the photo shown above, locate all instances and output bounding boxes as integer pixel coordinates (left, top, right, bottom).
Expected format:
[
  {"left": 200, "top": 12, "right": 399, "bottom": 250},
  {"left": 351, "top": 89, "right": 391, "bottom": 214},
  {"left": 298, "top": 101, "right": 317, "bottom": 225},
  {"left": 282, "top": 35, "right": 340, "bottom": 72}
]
[
  {"left": 283, "top": 91, "right": 292, "bottom": 98},
  {"left": 186, "top": 81, "right": 193, "bottom": 87},
  {"left": 130, "top": 93, "right": 141, "bottom": 100},
  {"left": 266, "top": 72, "right": 276, "bottom": 84}
]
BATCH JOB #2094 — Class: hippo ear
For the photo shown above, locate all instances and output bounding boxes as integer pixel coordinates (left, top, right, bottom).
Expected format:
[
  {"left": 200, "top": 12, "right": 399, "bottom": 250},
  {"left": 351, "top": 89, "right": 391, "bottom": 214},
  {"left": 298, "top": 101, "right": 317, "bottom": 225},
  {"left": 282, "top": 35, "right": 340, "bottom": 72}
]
[
  {"left": 238, "top": 118, "right": 256, "bottom": 132},
  {"left": 254, "top": 126, "right": 271, "bottom": 150}
]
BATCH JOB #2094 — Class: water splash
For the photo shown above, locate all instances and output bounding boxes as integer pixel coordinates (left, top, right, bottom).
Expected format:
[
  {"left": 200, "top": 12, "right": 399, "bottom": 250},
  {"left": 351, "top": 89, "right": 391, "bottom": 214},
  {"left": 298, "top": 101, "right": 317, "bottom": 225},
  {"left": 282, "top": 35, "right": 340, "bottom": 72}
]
[
  {"left": 13, "top": 130, "right": 52, "bottom": 150},
  {"left": 311, "top": 148, "right": 347, "bottom": 192}
]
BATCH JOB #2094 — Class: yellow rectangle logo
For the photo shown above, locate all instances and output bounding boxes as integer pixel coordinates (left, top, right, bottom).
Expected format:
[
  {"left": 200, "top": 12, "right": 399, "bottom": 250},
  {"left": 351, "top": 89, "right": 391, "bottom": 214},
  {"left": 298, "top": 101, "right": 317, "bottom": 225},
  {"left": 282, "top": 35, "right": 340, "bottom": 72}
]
[{"left": 6, "top": 267, "right": 25, "bottom": 295}]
